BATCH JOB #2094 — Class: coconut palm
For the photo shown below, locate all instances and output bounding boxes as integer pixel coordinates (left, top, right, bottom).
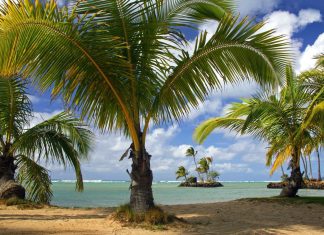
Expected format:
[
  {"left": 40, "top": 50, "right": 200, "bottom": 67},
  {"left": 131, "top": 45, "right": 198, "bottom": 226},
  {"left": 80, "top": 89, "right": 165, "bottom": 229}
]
[
  {"left": 0, "top": 0, "right": 290, "bottom": 212},
  {"left": 175, "top": 166, "right": 188, "bottom": 182},
  {"left": 207, "top": 170, "right": 220, "bottom": 182},
  {"left": 197, "top": 157, "right": 212, "bottom": 181},
  {"left": 300, "top": 54, "right": 324, "bottom": 181},
  {"left": 194, "top": 66, "right": 324, "bottom": 197},
  {"left": 0, "top": 76, "right": 93, "bottom": 203},
  {"left": 185, "top": 147, "right": 202, "bottom": 181},
  {"left": 316, "top": 148, "right": 322, "bottom": 181}
]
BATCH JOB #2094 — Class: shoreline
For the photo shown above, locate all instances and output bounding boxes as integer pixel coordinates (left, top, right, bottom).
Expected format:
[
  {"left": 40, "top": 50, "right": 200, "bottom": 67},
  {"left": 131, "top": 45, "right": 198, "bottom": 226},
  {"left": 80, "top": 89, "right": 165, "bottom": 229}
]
[{"left": 1, "top": 198, "right": 324, "bottom": 234}]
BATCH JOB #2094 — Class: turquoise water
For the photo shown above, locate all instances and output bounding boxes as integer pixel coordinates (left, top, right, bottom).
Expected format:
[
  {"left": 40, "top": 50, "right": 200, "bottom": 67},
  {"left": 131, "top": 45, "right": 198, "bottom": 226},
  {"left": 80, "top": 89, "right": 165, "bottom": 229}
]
[{"left": 52, "top": 181, "right": 324, "bottom": 208}]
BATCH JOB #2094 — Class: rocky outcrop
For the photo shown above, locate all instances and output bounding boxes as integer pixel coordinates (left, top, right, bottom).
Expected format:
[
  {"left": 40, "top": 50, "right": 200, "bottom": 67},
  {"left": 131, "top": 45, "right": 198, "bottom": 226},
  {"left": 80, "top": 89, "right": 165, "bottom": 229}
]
[{"left": 267, "top": 180, "right": 324, "bottom": 190}]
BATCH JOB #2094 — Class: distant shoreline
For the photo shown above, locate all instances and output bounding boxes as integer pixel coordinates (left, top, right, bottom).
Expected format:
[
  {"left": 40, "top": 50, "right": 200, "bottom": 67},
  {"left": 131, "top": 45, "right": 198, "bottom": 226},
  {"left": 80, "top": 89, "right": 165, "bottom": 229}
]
[{"left": 52, "top": 180, "right": 281, "bottom": 183}]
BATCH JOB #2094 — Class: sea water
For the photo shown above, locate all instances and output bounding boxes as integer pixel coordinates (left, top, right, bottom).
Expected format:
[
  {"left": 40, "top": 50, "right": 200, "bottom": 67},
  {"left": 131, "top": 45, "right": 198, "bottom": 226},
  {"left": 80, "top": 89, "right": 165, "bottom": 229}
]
[{"left": 51, "top": 181, "right": 324, "bottom": 208}]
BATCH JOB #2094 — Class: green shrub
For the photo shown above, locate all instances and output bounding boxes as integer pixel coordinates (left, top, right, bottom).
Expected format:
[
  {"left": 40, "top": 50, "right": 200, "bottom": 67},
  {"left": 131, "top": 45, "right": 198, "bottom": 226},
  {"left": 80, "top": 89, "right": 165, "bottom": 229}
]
[{"left": 114, "top": 204, "right": 174, "bottom": 225}]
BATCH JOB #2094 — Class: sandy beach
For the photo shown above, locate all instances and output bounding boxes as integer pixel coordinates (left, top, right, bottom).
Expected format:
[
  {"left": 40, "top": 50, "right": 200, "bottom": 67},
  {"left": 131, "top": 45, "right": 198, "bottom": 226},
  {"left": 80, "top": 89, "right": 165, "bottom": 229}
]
[{"left": 1, "top": 199, "right": 324, "bottom": 235}]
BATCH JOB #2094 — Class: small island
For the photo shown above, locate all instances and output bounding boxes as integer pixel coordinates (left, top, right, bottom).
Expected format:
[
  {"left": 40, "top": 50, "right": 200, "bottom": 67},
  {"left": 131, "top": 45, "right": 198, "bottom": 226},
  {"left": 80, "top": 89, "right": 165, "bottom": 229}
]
[{"left": 175, "top": 147, "right": 223, "bottom": 188}]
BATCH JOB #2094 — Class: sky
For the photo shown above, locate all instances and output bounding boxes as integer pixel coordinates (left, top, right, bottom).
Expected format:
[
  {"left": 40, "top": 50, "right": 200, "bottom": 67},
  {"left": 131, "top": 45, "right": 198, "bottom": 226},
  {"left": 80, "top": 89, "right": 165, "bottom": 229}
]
[{"left": 26, "top": 0, "right": 324, "bottom": 182}]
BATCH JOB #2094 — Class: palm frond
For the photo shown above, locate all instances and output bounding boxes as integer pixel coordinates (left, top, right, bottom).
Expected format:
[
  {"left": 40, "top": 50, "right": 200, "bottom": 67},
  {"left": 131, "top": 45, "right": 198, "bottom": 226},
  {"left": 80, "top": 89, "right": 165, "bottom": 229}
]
[
  {"left": 16, "top": 155, "right": 52, "bottom": 203},
  {"left": 13, "top": 112, "right": 93, "bottom": 191},
  {"left": 149, "top": 14, "right": 290, "bottom": 126},
  {"left": 0, "top": 76, "right": 31, "bottom": 142}
]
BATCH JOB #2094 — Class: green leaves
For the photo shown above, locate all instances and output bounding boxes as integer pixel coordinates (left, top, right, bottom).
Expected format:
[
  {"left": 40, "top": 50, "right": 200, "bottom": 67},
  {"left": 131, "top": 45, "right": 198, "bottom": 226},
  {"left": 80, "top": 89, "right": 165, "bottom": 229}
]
[
  {"left": 0, "top": 76, "right": 31, "bottom": 143},
  {"left": 0, "top": 0, "right": 291, "bottom": 153},
  {"left": 13, "top": 112, "right": 94, "bottom": 192},
  {"left": 151, "top": 14, "right": 290, "bottom": 126},
  {"left": 16, "top": 155, "right": 53, "bottom": 203},
  {"left": 194, "top": 64, "right": 324, "bottom": 175},
  {"left": 0, "top": 75, "right": 93, "bottom": 203}
]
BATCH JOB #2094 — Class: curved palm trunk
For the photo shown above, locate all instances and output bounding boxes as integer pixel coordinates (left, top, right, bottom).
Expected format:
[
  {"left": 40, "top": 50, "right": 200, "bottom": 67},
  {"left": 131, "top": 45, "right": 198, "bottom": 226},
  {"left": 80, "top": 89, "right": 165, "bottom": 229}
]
[
  {"left": 193, "top": 157, "right": 202, "bottom": 182},
  {"left": 316, "top": 148, "right": 322, "bottom": 181},
  {"left": 129, "top": 144, "right": 154, "bottom": 213},
  {"left": 280, "top": 149, "right": 303, "bottom": 197},
  {"left": 301, "top": 155, "right": 308, "bottom": 180},
  {"left": 308, "top": 155, "right": 313, "bottom": 180},
  {"left": 0, "top": 156, "right": 25, "bottom": 199}
]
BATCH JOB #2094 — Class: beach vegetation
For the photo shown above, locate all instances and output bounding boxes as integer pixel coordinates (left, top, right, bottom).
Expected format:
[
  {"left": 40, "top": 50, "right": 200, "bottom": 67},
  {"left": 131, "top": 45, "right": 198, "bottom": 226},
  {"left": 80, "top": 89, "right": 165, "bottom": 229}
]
[
  {"left": 114, "top": 203, "right": 174, "bottom": 225},
  {"left": 194, "top": 64, "right": 324, "bottom": 197},
  {"left": 175, "top": 166, "right": 189, "bottom": 182},
  {"left": 0, "top": 0, "right": 290, "bottom": 212},
  {"left": 0, "top": 76, "right": 93, "bottom": 203},
  {"left": 185, "top": 147, "right": 202, "bottom": 181}
]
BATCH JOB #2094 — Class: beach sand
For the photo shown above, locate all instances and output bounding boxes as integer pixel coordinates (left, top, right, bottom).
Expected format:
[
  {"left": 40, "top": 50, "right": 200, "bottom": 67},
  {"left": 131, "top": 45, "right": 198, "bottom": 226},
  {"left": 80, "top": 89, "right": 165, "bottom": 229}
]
[{"left": 1, "top": 199, "right": 324, "bottom": 235}]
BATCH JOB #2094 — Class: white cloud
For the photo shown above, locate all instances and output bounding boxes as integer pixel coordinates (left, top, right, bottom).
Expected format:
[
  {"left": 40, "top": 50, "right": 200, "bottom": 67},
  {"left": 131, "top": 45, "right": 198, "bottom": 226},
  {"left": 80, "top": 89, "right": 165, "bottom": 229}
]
[
  {"left": 263, "top": 9, "right": 321, "bottom": 38},
  {"left": 262, "top": 9, "right": 322, "bottom": 72},
  {"left": 235, "top": 0, "right": 280, "bottom": 16},
  {"left": 298, "top": 33, "right": 324, "bottom": 72},
  {"left": 214, "top": 163, "right": 253, "bottom": 173}
]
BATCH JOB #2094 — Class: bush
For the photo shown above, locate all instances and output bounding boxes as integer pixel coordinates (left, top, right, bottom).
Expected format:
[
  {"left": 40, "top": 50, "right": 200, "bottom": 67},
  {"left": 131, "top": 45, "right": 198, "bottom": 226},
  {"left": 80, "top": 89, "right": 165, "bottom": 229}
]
[
  {"left": 5, "top": 197, "right": 43, "bottom": 209},
  {"left": 5, "top": 197, "right": 29, "bottom": 206},
  {"left": 114, "top": 204, "right": 174, "bottom": 225},
  {"left": 186, "top": 176, "right": 197, "bottom": 184}
]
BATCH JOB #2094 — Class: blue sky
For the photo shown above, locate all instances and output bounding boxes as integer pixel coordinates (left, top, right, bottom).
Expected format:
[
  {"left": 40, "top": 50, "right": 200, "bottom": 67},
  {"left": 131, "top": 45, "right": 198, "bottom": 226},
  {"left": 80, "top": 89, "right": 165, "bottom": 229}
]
[{"left": 27, "top": 0, "right": 324, "bottom": 181}]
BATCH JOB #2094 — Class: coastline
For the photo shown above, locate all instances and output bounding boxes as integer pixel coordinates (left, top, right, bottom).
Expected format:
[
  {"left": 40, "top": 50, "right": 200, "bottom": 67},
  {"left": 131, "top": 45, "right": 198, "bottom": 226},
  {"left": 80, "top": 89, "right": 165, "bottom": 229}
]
[{"left": 1, "top": 198, "right": 324, "bottom": 234}]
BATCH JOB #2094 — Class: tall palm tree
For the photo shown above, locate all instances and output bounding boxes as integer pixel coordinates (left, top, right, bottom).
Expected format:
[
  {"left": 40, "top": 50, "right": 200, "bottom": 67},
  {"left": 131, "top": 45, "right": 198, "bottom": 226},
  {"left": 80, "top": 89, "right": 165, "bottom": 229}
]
[
  {"left": 197, "top": 157, "right": 212, "bottom": 181},
  {"left": 0, "top": 0, "right": 290, "bottom": 212},
  {"left": 0, "top": 76, "right": 93, "bottom": 203},
  {"left": 185, "top": 147, "right": 201, "bottom": 181},
  {"left": 175, "top": 166, "right": 188, "bottom": 182},
  {"left": 194, "top": 66, "right": 324, "bottom": 197},
  {"left": 316, "top": 148, "right": 322, "bottom": 181},
  {"left": 300, "top": 54, "right": 324, "bottom": 181}
]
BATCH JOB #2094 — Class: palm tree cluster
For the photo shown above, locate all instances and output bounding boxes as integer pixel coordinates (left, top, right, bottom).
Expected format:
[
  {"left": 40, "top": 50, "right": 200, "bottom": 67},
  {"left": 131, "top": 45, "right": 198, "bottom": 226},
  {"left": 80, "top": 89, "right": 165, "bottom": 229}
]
[
  {"left": 194, "top": 59, "right": 324, "bottom": 197},
  {"left": 0, "top": 76, "right": 93, "bottom": 203},
  {"left": 0, "top": 0, "right": 291, "bottom": 213},
  {"left": 179, "top": 147, "right": 219, "bottom": 183}
]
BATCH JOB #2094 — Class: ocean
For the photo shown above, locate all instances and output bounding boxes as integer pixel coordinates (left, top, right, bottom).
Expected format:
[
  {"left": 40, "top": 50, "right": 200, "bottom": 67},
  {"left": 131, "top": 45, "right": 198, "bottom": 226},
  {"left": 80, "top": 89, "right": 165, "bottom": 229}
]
[{"left": 51, "top": 181, "right": 324, "bottom": 208}]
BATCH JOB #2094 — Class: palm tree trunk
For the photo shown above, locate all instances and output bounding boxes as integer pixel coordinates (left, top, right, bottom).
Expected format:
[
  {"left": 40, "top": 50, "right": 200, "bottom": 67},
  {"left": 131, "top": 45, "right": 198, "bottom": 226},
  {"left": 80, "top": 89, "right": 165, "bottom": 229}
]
[
  {"left": 193, "top": 157, "right": 202, "bottom": 182},
  {"left": 0, "top": 155, "right": 25, "bottom": 199},
  {"left": 308, "top": 155, "right": 313, "bottom": 180},
  {"left": 280, "top": 164, "right": 285, "bottom": 176},
  {"left": 301, "top": 155, "right": 308, "bottom": 180},
  {"left": 280, "top": 149, "right": 303, "bottom": 197},
  {"left": 129, "top": 145, "right": 154, "bottom": 213},
  {"left": 316, "top": 148, "right": 322, "bottom": 181}
]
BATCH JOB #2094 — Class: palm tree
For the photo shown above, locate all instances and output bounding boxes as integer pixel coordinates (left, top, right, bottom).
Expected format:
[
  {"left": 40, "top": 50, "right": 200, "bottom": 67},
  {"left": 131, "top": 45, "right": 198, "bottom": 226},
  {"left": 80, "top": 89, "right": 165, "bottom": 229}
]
[
  {"left": 316, "top": 148, "right": 322, "bottom": 181},
  {"left": 185, "top": 147, "right": 201, "bottom": 181},
  {"left": 0, "top": 0, "right": 290, "bottom": 212},
  {"left": 197, "top": 157, "right": 212, "bottom": 181},
  {"left": 300, "top": 54, "right": 324, "bottom": 181},
  {"left": 175, "top": 166, "right": 188, "bottom": 182},
  {"left": 0, "top": 76, "right": 93, "bottom": 203},
  {"left": 207, "top": 170, "right": 220, "bottom": 182},
  {"left": 194, "top": 66, "right": 324, "bottom": 197}
]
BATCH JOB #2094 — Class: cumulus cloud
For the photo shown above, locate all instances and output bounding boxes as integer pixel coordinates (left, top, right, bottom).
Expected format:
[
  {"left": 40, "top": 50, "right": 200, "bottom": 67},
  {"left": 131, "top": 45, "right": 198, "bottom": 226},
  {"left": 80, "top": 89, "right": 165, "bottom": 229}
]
[
  {"left": 298, "top": 33, "right": 324, "bottom": 72},
  {"left": 263, "top": 9, "right": 322, "bottom": 38},
  {"left": 214, "top": 163, "right": 253, "bottom": 173},
  {"left": 261, "top": 9, "right": 322, "bottom": 72}
]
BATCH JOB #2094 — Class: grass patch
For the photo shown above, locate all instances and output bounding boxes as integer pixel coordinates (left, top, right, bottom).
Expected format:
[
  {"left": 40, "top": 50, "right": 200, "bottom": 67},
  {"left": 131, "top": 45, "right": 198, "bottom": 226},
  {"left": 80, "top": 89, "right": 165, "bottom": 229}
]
[
  {"left": 3, "top": 197, "right": 44, "bottom": 209},
  {"left": 113, "top": 204, "right": 179, "bottom": 227},
  {"left": 242, "top": 196, "right": 324, "bottom": 206}
]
